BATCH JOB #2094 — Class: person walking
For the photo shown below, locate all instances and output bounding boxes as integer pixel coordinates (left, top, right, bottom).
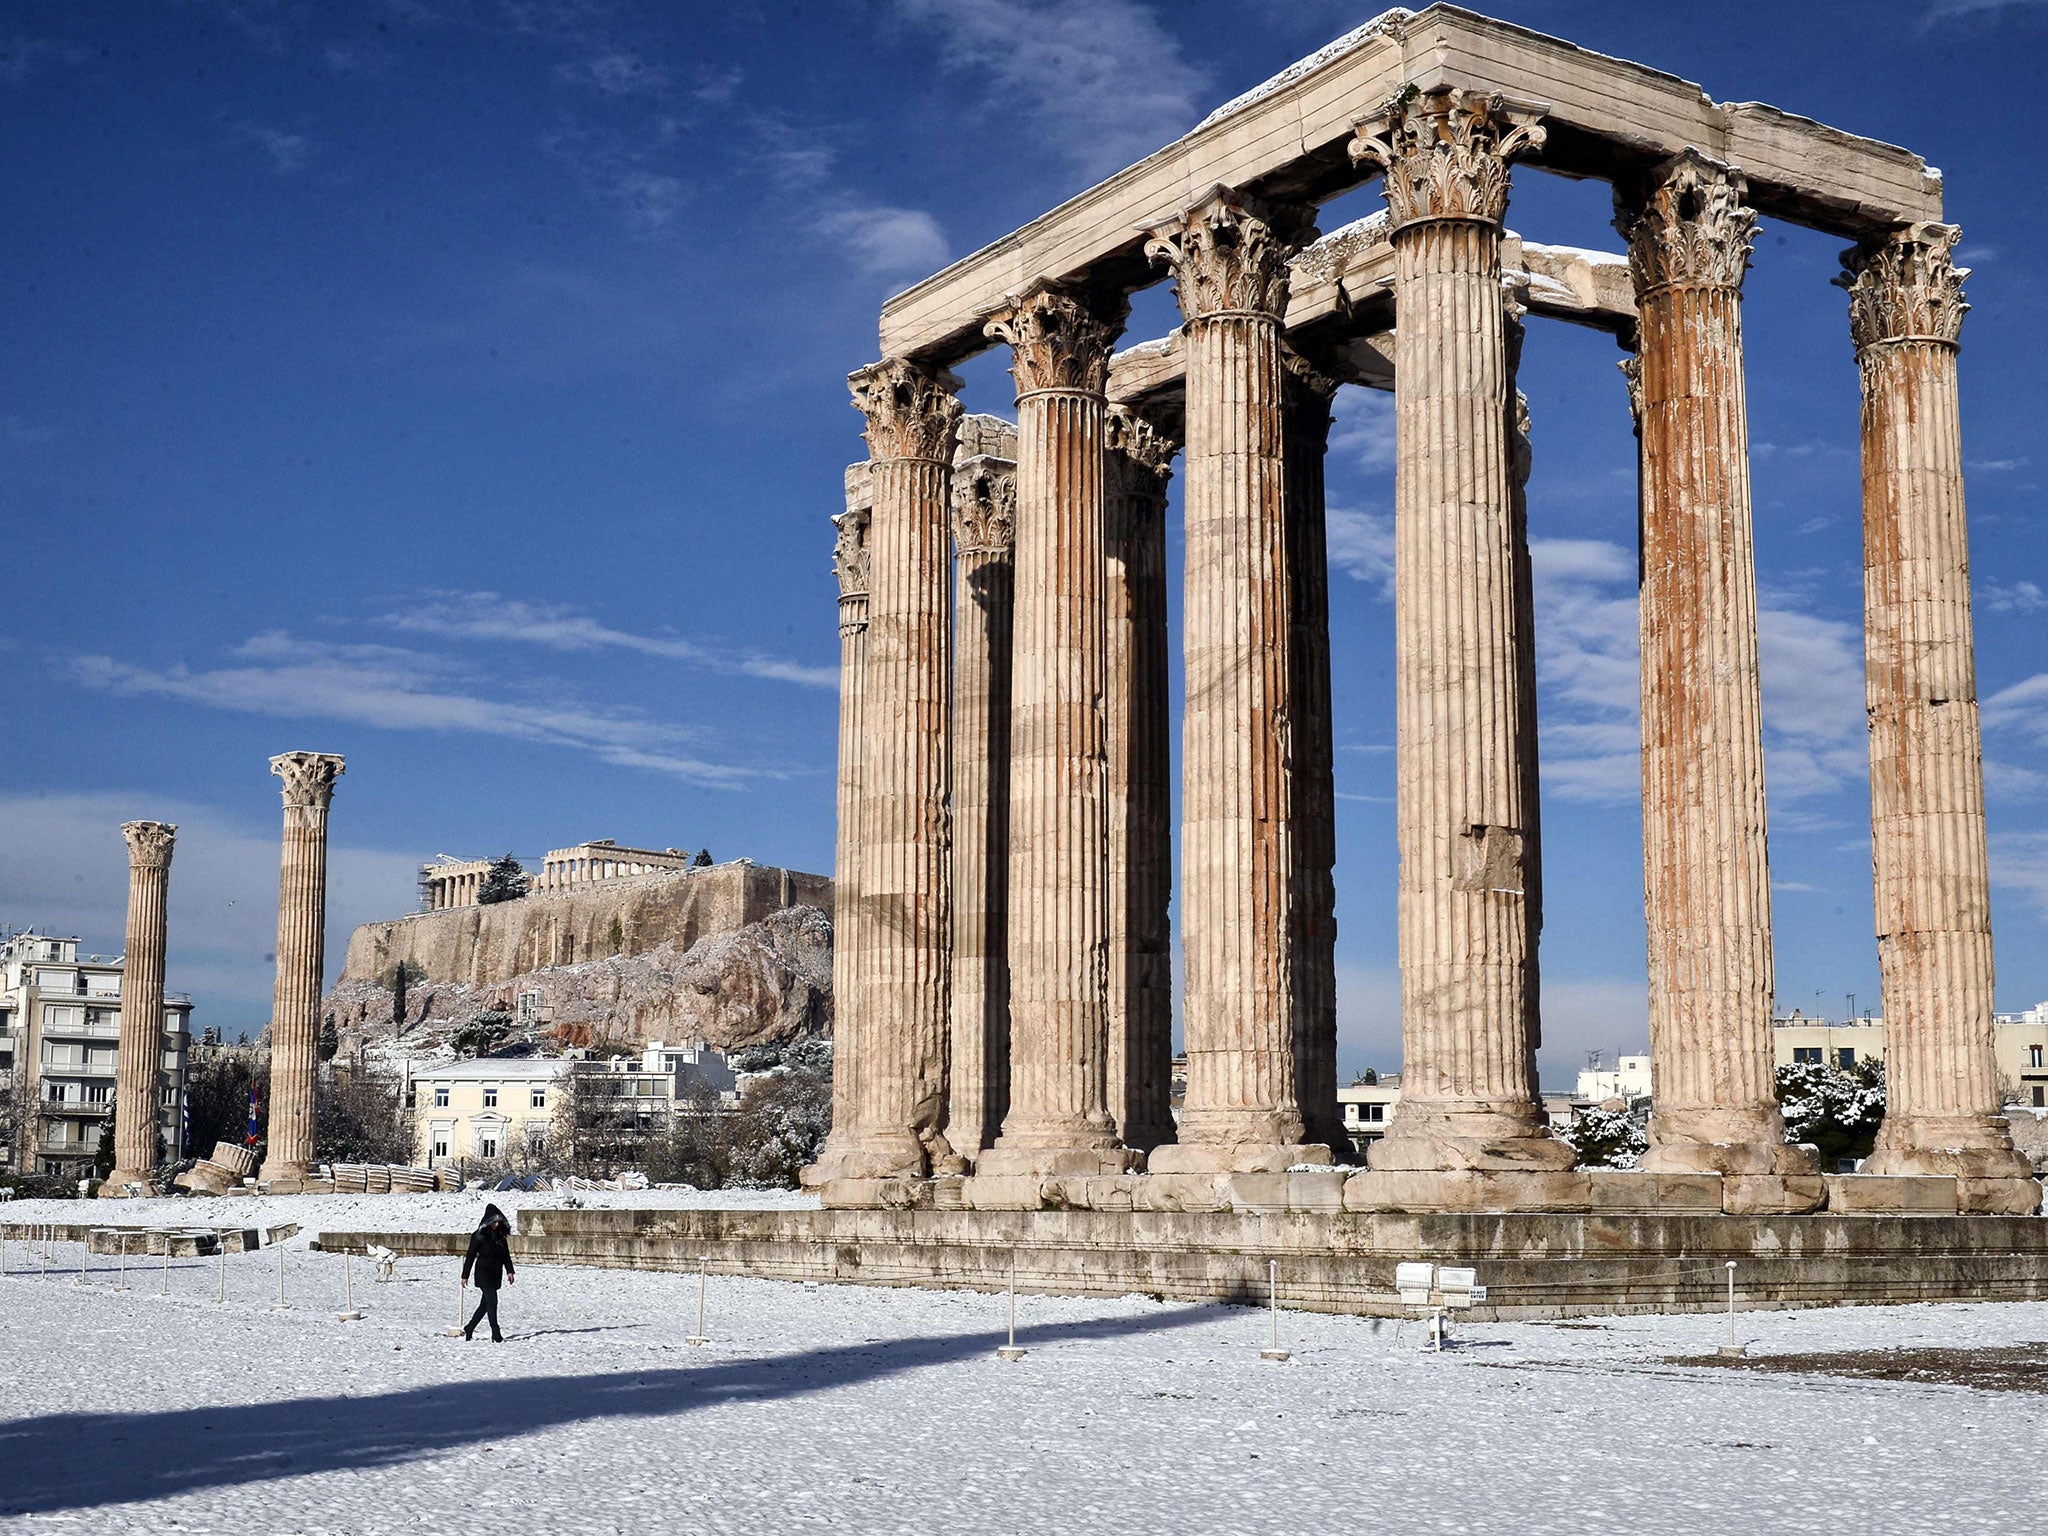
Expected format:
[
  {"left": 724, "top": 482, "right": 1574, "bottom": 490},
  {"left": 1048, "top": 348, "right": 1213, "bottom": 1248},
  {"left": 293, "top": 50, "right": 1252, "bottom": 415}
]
[{"left": 461, "top": 1203, "right": 516, "bottom": 1342}]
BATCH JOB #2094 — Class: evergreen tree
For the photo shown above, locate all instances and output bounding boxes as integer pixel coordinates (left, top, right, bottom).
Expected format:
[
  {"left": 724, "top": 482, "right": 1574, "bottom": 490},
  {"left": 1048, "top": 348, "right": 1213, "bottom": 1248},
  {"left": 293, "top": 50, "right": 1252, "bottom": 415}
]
[
  {"left": 691, "top": 849, "right": 713, "bottom": 868},
  {"left": 476, "top": 853, "right": 529, "bottom": 904}
]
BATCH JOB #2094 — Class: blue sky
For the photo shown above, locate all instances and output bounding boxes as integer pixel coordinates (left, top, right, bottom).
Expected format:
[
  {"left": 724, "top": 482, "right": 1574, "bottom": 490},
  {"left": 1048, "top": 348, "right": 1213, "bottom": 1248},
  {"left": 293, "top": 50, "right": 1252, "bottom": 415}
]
[{"left": 4, "top": 0, "right": 2044, "bottom": 1083}]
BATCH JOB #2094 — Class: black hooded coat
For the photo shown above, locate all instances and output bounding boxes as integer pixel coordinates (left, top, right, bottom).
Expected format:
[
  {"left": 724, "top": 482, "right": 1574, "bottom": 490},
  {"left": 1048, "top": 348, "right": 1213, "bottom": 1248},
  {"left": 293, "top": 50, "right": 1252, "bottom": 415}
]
[{"left": 462, "top": 1204, "right": 516, "bottom": 1289}]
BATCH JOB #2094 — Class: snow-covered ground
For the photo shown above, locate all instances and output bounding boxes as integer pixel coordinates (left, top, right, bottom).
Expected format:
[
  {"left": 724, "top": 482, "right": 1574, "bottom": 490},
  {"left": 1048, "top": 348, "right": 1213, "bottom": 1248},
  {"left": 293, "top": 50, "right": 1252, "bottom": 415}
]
[
  {"left": 0, "top": 1185, "right": 815, "bottom": 1235},
  {"left": 1, "top": 1221, "right": 2043, "bottom": 1535}
]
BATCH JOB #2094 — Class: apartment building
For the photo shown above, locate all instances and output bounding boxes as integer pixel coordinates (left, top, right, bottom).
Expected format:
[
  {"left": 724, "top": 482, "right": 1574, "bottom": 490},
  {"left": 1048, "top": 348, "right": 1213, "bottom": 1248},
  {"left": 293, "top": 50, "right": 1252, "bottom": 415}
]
[{"left": 0, "top": 931, "right": 192, "bottom": 1180}]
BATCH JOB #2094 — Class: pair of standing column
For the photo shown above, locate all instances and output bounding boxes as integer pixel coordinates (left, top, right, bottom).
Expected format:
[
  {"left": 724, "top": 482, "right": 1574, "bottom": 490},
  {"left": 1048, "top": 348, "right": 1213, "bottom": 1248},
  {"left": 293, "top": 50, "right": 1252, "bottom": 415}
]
[{"left": 102, "top": 752, "right": 341, "bottom": 1194}]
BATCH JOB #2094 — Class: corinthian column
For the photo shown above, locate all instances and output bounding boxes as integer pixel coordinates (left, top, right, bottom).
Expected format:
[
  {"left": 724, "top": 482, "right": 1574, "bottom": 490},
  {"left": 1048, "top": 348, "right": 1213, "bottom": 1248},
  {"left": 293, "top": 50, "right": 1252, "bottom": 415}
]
[
  {"left": 259, "top": 752, "right": 343, "bottom": 1188},
  {"left": 1348, "top": 89, "right": 1568, "bottom": 1174},
  {"left": 977, "top": 281, "right": 1139, "bottom": 1178},
  {"left": 820, "top": 358, "right": 963, "bottom": 1182},
  {"left": 1145, "top": 188, "right": 1329, "bottom": 1173},
  {"left": 1282, "top": 352, "right": 1345, "bottom": 1157},
  {"left": 1616, "top": 153, "right": 1814, "bottom": 1189},
  {"left": 948, "top": 446, "right": 1017, "bottom": 1162},
  {"left": 806, "top": 483, "right": 874, "bottom": 1187},
  {"left": 1104, "top": 404, "right": 1178, "bottom": 1154},
  {"left": 1839, "top": 224, "right": 2035, "bottom": 1208},
  {"left": 103, "top": 820, "right": 175, "bottom": 1196}
]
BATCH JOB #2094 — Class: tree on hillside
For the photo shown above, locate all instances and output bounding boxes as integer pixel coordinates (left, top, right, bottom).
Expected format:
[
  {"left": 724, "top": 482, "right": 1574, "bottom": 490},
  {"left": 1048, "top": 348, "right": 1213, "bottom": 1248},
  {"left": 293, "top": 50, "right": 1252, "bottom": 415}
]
[
  {"left": 477, "top": 854, "right": 530, "bottom": 904},
  {"left": 384, "top": 958, "right": 427, "bottom": 1024},
  {"left": 691, "top": 849, "right": 713, "bottom": 868}
]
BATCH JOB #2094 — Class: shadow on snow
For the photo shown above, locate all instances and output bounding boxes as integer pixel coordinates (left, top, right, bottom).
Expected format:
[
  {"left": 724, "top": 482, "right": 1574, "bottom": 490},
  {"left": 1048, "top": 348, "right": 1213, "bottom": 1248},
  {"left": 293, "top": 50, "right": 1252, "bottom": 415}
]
[{"left": 0, "top": 1305, "right": 1219, "bottom": 1514}]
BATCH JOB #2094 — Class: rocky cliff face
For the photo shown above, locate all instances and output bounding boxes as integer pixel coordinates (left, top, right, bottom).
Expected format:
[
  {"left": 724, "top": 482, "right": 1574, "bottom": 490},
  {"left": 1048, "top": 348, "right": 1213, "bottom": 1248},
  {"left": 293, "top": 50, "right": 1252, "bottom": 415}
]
[{"left": 323, "top": 905, "right": 833, "bottom": 1058}]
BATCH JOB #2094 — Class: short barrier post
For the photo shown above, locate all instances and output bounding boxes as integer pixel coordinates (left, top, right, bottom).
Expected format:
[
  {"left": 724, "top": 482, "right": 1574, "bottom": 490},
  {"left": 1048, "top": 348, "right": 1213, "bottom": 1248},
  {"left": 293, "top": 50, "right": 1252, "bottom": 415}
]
[
  {"left": 1718, "top": 1261, "right": 1745, "bottom": 1358},
  {"left": 270, "top": 1239, "right": 292, "bottom": 1312},
  {"left": 996, "top": 1263, "right": 1026, "bottom": 1361},
  {"left": 1260, "top": 1259, "right": 1291, "bottom": 1362},
  {"left": 685, "top": 1261, "right": 710, "bottom": 1347},
  {"left": 338, "top": 1251, "right": 363, "bottom": 1322}
]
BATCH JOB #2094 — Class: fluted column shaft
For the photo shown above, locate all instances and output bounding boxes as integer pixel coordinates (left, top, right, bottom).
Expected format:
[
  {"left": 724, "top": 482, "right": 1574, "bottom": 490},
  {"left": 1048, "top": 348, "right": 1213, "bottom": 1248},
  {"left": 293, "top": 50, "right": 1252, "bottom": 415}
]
[
  {"left": 948, "top": 456, "right": 1016, "bottom": 1161},
  {"left": 1617, "top": 154, "right": 1810, "bottom": 1178},
  {"left": 1282, "top": 359, "right": 1344, "bottom": 1156},
  {"left": 1104, "top": 406, "right": 1177, "bottom": 1153},
  {"left": 1145, "top": 190, "right": 1326, "bottom": 1172},
  {"left": 1350, "top": 92, "right": 1566, "bottom": 1172},
  {"left": 105, "top": 820, "right": 174, "bottom": 1194},
  {"left": 818, "top": 358, "right": 962, "bottom": 1183},
  {"left": 816, "top": 495, "right": 872, "bottom": 1179},
  {"left": 1841, "top": 224, "right": 2031, "bottom": 1195},
  {"left": 261, "top": 752, "right": 344, "bottom": 1186},
  {"left": 978, "top": 282, "right": 1135, "bottom": 1176}
]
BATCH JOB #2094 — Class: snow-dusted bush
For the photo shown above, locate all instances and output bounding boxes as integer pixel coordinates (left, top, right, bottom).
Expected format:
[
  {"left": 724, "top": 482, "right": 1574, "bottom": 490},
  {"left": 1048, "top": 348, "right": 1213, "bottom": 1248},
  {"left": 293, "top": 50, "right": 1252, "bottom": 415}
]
[
  {"left": 1775, "top": 1059, "right": 1886, "bottom": 1166},
  {"left": 1558, "top": 1106, "right": 1646, "bottom": 1169}
]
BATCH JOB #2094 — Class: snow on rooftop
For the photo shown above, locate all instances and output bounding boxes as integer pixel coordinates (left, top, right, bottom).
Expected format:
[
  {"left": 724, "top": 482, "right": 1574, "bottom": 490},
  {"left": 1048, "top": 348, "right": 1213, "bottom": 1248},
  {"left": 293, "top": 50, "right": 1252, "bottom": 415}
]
[{"left": 1197, "top": 10, "right": 1415, "bottom": 131}]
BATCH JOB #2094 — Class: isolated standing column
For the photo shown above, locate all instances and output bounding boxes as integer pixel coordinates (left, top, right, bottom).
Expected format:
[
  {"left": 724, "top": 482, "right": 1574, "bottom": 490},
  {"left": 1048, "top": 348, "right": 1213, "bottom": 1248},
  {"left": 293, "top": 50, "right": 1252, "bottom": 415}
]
[
  {"left": 948, "top": 449, "right": 1017, "bottom": 1162},
  {"left": 1146, "top": 188, "right": 1327, "bottom": 1172},
  {"left": 1103, "top": 404, "right": 1178, "bottom": 1154},
  {"left": 103, "top": 820, "right": 175, "bottom": 1195},
  {"left": 1349, "top": 89, "right": 1568, "bottom": 1173},
  {"left": 260, "top": 752, "right": 344, "bottom": 1188},
  {"left": 1616, "top": 152, "right": 1815, "bottom": 1193},
  {"left": 977, "top": 281, "right": 1138, "bottom": 1177},
  {"left": 1840, "top": 223, "right": 2035, "bottom": 1210}
]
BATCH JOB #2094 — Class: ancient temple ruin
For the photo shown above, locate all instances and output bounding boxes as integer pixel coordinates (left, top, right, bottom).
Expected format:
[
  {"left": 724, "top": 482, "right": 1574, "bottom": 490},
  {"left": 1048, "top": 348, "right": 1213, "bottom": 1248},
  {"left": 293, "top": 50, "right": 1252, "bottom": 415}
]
[{"left": 807, "top": 6, "right": 2038, "bottom": 1220}]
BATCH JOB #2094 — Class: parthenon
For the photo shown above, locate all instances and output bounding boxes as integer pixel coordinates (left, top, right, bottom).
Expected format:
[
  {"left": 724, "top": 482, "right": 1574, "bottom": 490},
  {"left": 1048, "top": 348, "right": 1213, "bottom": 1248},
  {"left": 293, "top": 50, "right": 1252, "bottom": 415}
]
[{"left": 807, "top": 6, "right": 2038, "bottom": 1218}]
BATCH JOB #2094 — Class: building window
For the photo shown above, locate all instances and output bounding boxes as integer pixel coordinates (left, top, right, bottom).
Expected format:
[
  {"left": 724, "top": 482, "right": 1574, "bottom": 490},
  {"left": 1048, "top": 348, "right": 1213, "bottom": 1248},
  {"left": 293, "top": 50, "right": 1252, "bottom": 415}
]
[
  {"left": 530, "top": 1086, "right": 547, "bottom": 1110},
  {"left": 1836, "top": 1048, "right": 1856, "bottom": 1069},
  {"left": 1793, "top": 1047, "right": 1822, "bottom": 1065},
  {"left": 2031, "top": 1045, "right": 2044, "bottom": 1069},
  {"left": 482, "top": 1086, "right": 498, "bottom": 1108},
  {"left": 1365, "top": 1103, "right": 1386, "bottom": 1123},
  {"left": 478, "top": 1134, "right": 500, "bottom": 1159},
  {"left": 2035, "top": 1087, "right": 2045, "bottom": 1110},
  {"left": 161, "top": 1086, "right": 177, "bottom": 1106},
  {"left": 525, "top": 1125, "right": 547, "bottom": 1155},
  {"left": 86, "top": 1083, "right": 110, "bottom": 1104},
  {"left": 432, "top": 1133, "right": 450, "bottom": 1159},
  {"left": 434, "top": 1086, "right": 450, "bottom": 1108}
]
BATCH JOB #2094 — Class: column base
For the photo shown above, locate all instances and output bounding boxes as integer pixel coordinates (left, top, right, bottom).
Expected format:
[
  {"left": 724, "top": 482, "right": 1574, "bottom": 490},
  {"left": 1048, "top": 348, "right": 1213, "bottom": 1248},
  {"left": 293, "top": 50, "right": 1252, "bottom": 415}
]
[
  {"left": 800, "top": 1139, "right": 930, "bottom": 1187},
  {"left": 1639, "top": 1107, "right": 1819, "bottom": 1177},
  {"left": 973, "top": 1144, "right": 1144, "bottom": 1178},
  {"left": 97, "top": 1168, "right": 154, "bottom": 1197},
  {"left": 257, "top": 1159, "right": 314, "bottom": 1193},
  {"left": 1146, "top": 1142, "right": 1332, "bottom": 1175},
  {"left": 1365, "top": 1102, "right": 1573, "bottom": 1173},
  {"left": 1861, "top": 1116, "right": 2036, "bottom": 1184}
]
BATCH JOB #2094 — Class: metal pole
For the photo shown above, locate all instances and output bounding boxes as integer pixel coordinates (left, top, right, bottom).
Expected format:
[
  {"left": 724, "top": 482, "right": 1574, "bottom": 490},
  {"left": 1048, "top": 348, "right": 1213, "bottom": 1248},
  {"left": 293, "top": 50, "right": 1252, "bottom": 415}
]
[
  {"left": 271, "top": 1239, "right": 291, "bottom": 1311},
  {"left": 1260, "top": 1258, "right": 1291, "bottom": 1361},
  {"left": 686, "top": 1260, "right": 709, "bottom": 1346},
  {"left": 997, "top": 1261, "right": 1026, "bottom": 1360},
  {"left": 78, "top": 1234, "right": 90, "bottom": 1288},
  {"left": 339, "top": 1251, "right": 362, "bottom": 1322},
  {"left": 1718, "top": 1261, "right": 1745, "bottom": 1358},
  {"left": 161, "top": 1241, "right": 170, "bottom": 1297},
  {"left": 115, "top": 1233, "right": 126, "bottom": 1291},
  {"left": 216, "top": 1239, "right": 227, "bottom": 1304}
]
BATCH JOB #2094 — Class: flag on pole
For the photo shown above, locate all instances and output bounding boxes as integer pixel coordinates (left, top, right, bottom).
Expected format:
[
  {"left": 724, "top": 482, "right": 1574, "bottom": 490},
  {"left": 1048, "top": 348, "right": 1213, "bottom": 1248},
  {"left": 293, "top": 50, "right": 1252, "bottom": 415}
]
[
  {"left": 181, "top": 1094, "right": 190, "bottom": 1157},
  {"left": 246, "top": 1084, "right": 260, "bottom": 1148}
]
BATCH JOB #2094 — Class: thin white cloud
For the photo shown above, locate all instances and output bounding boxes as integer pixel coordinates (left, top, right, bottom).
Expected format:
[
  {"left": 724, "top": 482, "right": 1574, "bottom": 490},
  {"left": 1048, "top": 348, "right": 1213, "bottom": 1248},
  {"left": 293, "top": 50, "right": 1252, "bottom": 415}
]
[
  {"left": 1326, "top": 507, "right": 1394, "bottom": 597},
  {"left": 1921, "top": 0, "right": 2048, "bottom": 29},
  {"left": 66, "top": 633, "right": 775, "bottom": 789},
  {"left": 892, "top": 0, "right": 1210, "bottom": 177},
  {"left": 1985, "top": 579, "right": 2047, "bottom": 614},
  {"left": 1329, "top": 389, "right": 1395, "bottom": 473},
  {"left": 555, "top": 49, "right": 669, "bottom": 96},
  {"left": 378, "top": 590, "right": 836, "bottom": 689},
  {"left": 1970, "top": 456, "right": 2032, "bottom": 473},
  {"left": 1990, "top": 828, "right": 2048, "bottom": 920},
  {"left": 232, "top": 121, "right": 313, "bottom": 174},
  {"left": 0, "top": 790, "right": 423, "bottom": 1023},
  {"left": 818, "top": 206, "right": 951, "bottom": 279}
]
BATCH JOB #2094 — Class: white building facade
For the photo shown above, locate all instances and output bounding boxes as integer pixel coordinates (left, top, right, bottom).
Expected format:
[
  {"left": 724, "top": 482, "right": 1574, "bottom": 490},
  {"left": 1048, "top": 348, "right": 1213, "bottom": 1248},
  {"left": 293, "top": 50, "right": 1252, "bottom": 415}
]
[{"left": 0, "top": 931, "right": 192, "bottom": 1180}]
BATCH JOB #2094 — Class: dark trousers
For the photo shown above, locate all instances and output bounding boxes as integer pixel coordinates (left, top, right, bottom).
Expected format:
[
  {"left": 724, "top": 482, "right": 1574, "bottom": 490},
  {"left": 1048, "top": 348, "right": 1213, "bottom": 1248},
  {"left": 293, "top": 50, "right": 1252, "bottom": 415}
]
[{"left": 465, "top": 1285, "right": 502, "bottom": 1339}]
